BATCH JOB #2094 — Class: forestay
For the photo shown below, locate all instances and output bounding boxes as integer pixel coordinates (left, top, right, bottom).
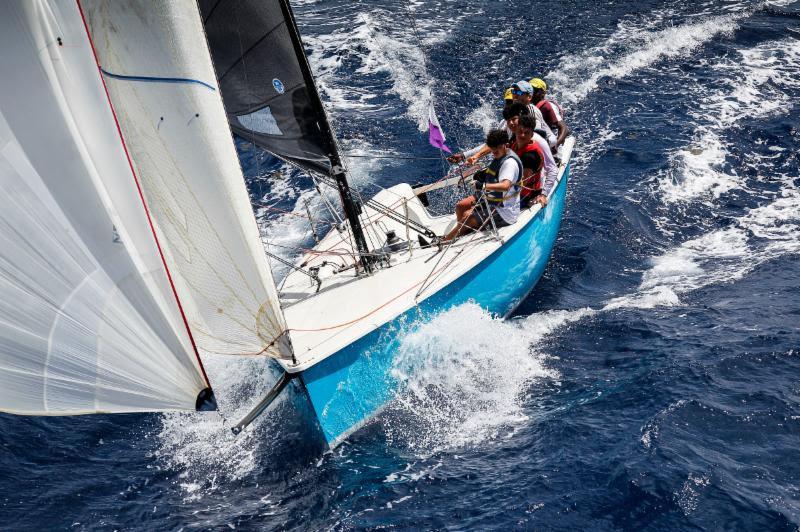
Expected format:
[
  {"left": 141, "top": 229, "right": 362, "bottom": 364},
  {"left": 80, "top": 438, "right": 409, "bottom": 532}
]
[{"left": 200, "top": 0, "right": 341, "bottom": 175}]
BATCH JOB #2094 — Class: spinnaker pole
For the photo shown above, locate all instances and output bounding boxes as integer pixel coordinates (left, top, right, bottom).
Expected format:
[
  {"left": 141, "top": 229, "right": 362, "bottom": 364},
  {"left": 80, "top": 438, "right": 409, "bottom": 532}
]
[{"left": 231, "top": 372, "right": 297, "bottom": 434}]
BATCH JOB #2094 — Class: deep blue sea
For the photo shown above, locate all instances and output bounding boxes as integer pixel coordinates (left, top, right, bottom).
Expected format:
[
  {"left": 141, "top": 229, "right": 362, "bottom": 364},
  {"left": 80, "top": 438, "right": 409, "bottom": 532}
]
[{"left": 3, "top": 0, "right": 800, "bottom": 529}]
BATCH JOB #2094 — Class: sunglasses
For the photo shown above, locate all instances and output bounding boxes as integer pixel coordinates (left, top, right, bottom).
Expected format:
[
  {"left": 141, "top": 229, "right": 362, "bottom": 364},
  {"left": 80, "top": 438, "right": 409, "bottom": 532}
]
[{"left": 511, "top": 89, "right": 527, "bottom": 96}]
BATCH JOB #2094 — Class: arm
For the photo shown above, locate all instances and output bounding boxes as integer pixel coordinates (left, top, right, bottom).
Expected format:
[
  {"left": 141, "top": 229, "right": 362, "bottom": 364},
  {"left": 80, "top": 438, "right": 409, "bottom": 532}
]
[
  {"left": 486, "top": 157, "right": 519, "bottom": 193},
  {"left": 466, "top": 144, "right": 491, "bottom": 165},
  {"left": 484, "top": 179, "right": 512, "bottom": 192},
  {"left": 545, "top": 102, "right": 569, "bottom": 148},
  {"left": 555, "top": 120, "right": 570, "bottom": 147},
  {"left": 533, "top": 106, "right": 558, "bottom": 148},
  {"left": 544, "top": 123, "right": 557, "bottom": 149},
  {"left": 448, "top": 143, "right": 490, "bottom": 164}
]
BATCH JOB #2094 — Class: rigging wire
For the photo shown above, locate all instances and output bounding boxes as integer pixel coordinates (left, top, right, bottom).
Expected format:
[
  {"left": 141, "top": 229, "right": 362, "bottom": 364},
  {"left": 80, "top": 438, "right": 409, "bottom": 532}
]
[
  {"left": 398, "top": 2, "right": 482, "bottom": 197},
  {"left": 342, "top": 153, "right": 443, "bottom": 160}
]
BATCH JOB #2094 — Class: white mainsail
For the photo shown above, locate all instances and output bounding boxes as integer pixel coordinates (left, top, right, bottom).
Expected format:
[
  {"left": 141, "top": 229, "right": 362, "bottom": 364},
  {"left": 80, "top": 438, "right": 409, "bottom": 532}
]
[
  {"left": 0, "top": 0, "right": 291, "bottom": 416},
  {"left": 80, "top": 0, "right": 292, "bottom": 361}
]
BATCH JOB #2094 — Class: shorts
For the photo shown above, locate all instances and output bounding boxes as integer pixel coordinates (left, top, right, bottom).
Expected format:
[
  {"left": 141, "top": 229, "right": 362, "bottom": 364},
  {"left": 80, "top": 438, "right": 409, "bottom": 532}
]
[{"left": 470, "top": 204, "right": 510, "bottom": 229}]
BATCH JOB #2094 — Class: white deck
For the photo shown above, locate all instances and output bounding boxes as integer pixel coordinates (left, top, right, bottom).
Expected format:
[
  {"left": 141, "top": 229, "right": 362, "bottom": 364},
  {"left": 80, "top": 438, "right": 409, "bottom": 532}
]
[{"left": 278, "top": 139, "right": 575, "bottom": 372}]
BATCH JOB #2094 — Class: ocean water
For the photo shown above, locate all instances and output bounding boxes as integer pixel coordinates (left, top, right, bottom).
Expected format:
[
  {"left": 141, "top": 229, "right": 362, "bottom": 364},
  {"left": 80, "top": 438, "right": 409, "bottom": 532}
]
[{"left": 2, "top": 0, "right": 800, "bottom": 529}]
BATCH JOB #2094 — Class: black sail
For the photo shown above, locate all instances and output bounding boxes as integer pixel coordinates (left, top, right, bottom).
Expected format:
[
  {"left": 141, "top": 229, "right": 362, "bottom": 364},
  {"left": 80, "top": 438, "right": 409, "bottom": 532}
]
[{"left": 200, "top": 0, "right": 339, "bottom": 175}]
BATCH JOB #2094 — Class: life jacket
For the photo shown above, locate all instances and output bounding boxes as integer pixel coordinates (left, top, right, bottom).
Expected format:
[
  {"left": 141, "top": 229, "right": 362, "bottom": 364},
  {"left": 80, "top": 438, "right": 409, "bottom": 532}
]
[
  {"left": 481, "top": 150, "right": 522, "bottom": 206},
  {"left": 535, "top": 98, "right": 565, "bottom": 130},
  {"left": 512, "top": 140, "right": 545, "bottom": 198},
  {"left": 525, "top": 103, "right": 556, "bottom": 147}
]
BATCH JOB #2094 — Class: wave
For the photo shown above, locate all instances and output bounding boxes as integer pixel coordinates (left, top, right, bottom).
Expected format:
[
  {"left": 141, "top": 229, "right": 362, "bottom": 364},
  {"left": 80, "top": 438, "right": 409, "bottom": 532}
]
[
  {"left": 656, "top": 37, "right": 800, "bottom": 203},
  {"left": 302, "top": 6, "right": 469, "bottom": 132},
  {"left": 549, "top": 12, "right": 742, "bottom": 106},
  {"left": 383, "top": 303, "right": 591, "bottom": 453}
]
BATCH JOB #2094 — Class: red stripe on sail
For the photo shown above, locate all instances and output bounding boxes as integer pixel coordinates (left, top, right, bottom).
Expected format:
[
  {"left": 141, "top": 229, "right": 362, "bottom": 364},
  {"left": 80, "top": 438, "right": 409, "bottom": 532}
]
[{"left": 75, "top": 0, "right": 212, "bottom": 389}]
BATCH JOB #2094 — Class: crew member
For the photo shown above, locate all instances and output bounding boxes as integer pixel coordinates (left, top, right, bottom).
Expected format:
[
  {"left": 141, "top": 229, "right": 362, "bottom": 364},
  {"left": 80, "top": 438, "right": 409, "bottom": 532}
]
[
  {"left": 512, "top": 114, "right": 547, "bottom": 208},
  {"left": 510, "top": 80, "right": 557, "bottom": 150},
  {"left": 504, "top": 87, "right": 514, "bottom": 107},
  {"left": 443, "top": 129, "right": 522, "bottom": 241},
  {"left": 448, "top": 103, "right": 530, "bottom": 165},
  {"left": 529, "top": 78, "right": 570, "bottom": 151}
]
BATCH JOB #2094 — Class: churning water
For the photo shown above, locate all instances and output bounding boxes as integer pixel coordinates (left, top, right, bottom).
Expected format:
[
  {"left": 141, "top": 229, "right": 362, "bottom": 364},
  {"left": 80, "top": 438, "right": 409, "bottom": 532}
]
[{"left": 2, "top": 0, "right": 800, "bottom": 529}]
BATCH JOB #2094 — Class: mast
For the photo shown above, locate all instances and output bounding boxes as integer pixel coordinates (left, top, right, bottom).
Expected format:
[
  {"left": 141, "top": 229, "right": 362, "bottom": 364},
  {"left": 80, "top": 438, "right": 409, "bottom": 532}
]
[{"left": 277, "top": 0, "right": 373, "bottom": 271}]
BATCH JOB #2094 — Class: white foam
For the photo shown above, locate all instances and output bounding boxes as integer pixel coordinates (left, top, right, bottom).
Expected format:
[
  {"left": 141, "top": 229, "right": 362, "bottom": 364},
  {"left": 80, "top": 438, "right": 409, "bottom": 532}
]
[
  {"left": 384, "top": 304, "right": 594, "bottom": 452},
  {"left": 657, "top": 132, "right": 740, "bottom": 204},
  {"left": 739, "top": 183, "right": 800, "bottom": 255},
  {"left": 611, "top": 178, "right": 800, "bottom": 311},
  {"left": 304, "top": 10, "right": 465, "bottom": 132},
  {"left": 698, "top": 38, "right": 800, "bottom": 128},
  {"left": 549, "top": 13, "right": 743, "bottom": 105},
  {"left": 465, "top": 100, "right": 499, "bottom": 134},
  {"left": 654, "top": 37, "right": 800, "bottom": 202},
  {"left": 677, "top": 472, "right": 712, "bottom": 515},
  {"left": 155, "top": 355, "right": 285, "bottom": 496}
]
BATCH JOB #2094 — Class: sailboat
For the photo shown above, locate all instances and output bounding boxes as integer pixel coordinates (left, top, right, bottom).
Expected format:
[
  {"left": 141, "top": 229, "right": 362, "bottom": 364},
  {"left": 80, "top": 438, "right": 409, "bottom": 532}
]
[{"left": 0, "top": 0, "right": 574, "bottom": 447}]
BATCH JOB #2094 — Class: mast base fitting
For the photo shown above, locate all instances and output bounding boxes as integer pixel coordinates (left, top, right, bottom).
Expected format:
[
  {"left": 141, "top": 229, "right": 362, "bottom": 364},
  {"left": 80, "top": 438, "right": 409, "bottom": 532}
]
[{"left": 195, "top": 387, "right": 218, "bottom": 412}]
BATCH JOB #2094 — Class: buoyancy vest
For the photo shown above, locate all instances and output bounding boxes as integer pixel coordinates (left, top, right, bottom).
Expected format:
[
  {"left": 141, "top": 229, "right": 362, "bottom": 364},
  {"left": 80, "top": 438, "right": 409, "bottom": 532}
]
[
  {"left": 482, "top": 150, "right": 522, "bottom": 206},
  {"left": 526, "top": 103, "right": 555, "bottom": 146},
  {"left": 535, "top": 99, "right": 565, "bottom": 130},
  {"left": 513, "top": 140, "right": 545, "bottom": 198}
]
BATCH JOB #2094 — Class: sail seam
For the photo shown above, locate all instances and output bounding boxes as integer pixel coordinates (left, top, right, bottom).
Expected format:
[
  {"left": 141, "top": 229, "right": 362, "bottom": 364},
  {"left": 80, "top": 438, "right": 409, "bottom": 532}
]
[
  {"left": 74, "top": 0, "right": 212, "bottom": 388},
  {"left": 214, "top": 23, "right": 285, "bottom": 82},
  {"left": 99, "top": 68, "right": 216, "bottom": 91}
]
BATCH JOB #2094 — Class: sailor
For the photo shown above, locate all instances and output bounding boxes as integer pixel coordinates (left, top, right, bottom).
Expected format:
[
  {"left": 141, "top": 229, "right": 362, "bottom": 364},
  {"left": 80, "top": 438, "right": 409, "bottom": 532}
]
[
  {"left": 529, "top": 78, "right": 570, "bottom": 152},
  {"left": 447, "top": 103, "right": 525, "bottom": 165},
  {"left": 503, "top": 87, "right": 514, "bottom": 107},
  {"left": 443, "top": 129, "right": 522, "bottom": 242},
  {"left": 510, "top": 80, "right": 558, "bottom": 150},
  {"left": 512, "top": 111, "right": 559, "bottom": 201},
  {"left": 448, "top": 103, "right": 553, "bottom": 168},
  {"left": 512, "top": 114, "right": 548, "bottom": 209}
]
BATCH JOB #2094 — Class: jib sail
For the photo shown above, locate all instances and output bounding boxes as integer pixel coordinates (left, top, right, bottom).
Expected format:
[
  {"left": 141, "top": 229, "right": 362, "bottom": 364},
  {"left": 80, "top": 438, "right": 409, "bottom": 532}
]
[{"left": 200, "top": 0, "right": 341, "bottom": 175}]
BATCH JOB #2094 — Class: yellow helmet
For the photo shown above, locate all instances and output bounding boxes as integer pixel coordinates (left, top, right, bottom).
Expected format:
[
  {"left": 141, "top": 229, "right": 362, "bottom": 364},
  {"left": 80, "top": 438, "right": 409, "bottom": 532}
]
[
  {"left": 529, "top": 78, "right": 547, "bottom": 91},
  {"left": 503, "top": 87, "right": 513, "bottom": 101}
]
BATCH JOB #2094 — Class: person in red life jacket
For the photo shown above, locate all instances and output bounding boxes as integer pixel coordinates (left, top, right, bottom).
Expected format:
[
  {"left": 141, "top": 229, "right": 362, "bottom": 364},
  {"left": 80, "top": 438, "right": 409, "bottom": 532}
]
[
  {"left": 512, "top": 114, "right": 547, "bottom": 209},
  {"left": 529, "top": 78, "right": 570, "bottom": 150},
  {"left": 447, "top": 103, "right": 537, "bottom": 165},
  {"left": 443, "top": 129, "right": 522, "bottom": 242},
  {"left": 510, "top": 80, "right": 557, "bottom": 149},
  {"left": 505, "top": 107, "right": 559, "bottom": 199}
]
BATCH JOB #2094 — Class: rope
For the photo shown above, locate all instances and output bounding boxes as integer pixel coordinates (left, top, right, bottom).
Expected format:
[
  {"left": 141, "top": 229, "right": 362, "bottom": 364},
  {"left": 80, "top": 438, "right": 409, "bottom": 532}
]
[{"left": 342, "top": 153, "right": 444, "bottom": 160}]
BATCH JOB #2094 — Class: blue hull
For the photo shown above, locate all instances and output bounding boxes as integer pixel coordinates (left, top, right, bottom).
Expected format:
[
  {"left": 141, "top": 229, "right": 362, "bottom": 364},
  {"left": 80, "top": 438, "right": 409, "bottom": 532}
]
[{"left": 300, "top": 165, "right": 570, "bottom": 446}]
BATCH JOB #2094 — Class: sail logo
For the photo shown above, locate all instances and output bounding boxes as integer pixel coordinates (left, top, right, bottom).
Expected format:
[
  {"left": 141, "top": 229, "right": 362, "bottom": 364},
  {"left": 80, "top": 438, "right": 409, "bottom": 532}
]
[{"left": 272, "top": 78, "right": 285, "bottom": 94}]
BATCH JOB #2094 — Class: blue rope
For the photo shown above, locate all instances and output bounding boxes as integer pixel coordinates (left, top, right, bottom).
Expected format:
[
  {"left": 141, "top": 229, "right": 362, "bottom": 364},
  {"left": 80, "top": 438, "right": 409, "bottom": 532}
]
[{"left": 100, "top": 68, "right": 216, "bottom": 91}]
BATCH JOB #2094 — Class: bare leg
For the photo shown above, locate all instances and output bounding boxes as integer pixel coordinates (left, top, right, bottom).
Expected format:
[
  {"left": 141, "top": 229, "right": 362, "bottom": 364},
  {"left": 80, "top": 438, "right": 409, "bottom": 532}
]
[
  {"left": 443, "top": 202, "right": 480, "bottom": 242},
  {"left": 455, "top": 195, "right": 476, "bottom": 221},
  {"left": 443, "top": 196, "right": 475, "bottom": 242}
]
